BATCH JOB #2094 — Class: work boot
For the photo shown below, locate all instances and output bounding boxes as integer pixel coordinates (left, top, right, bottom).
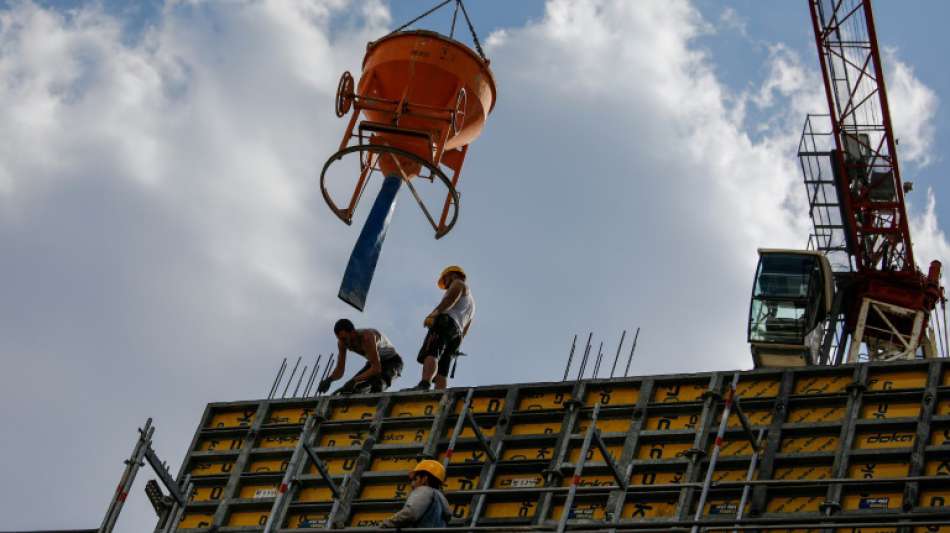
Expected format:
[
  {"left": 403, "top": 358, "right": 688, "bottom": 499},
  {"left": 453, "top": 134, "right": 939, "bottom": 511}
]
[{"left": 405, "top": 380, "right": 431, "bottom": 391}]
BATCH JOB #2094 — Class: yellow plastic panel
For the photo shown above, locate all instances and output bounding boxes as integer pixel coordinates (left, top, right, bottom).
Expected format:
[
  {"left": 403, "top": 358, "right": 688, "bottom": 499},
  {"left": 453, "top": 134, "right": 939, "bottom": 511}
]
[
  {"left": 636, "top": 441, "right": 692, "bottom": 460},
  {"left": 867, "top": 370, "right": 927, "bottom": 391},
  {"left": 295, "top": 484, "right": 334, "bottom": 503},
  {"left": 285, "top": 511, "right": 329, "bottom": 528},
  {"left": 191, "top": 485, "right": 224, "bottom": 502},
  {"left": 780, "top": 435, "right": 838, "bottom": 453},
  {"left": 919, "top": 490, "right": 950, "bottom": 508},
  {"left": 247, "top": 457, "right": 288, "bottom": 474},
  {"left": 206, "top": 408, "right": 257, "bottom": 429},
  {"left": 631, "top": 470, "right": 684, "bottom": 485},
  {"left": 929, "top": 427, "right": 950, "bottom": 446},
  {"left": 584, "top": 385, "right": 639, "bottom": 407},
  {"left": 370, "top": 454, "right": 417, "bottom": 472},
  {"left": 575, "top": 416, "right": 631, "bottom": 434},
  {"left": 766, "top": 494, "right": 823, "bottom": 513},
  {"left": 444, "top": 473, "right": 480, "bottom": 492},
  {"left": 718, "top": 438, "right": 755, "bottom": 457},
  {"left": 551, "top": 500, "right": 608, "bottom": 520},
  {"left": 329, "top": 402, "right": 376, "bottom": 421},
  {"left": 238, "top": 482, "right": 278, "bottom": 499},
  {"left": 736, "top": 378, "right": 780, "bottom": 399},
  {"left": 509, "top": 420, "right": 562, "bottom": 436},
  {"left": 703, "top": 498, "right": 747, "bottom": 516},
  {"left": 313, "top": 455, "right": 358, "bottom": 475},
  {"left": 786, "top": 405, "right": 845, "bottom": 424},
  {"left": 794, "top": 374, "right": 850, "bottom": 395},
  {"left": 454, "top": 395, "right": 505, "bottom": 414},
  {"left": 517, "top": 390, "right": 571, "bottom": 411},
  {"left": 442, "top": 447, "right": 493, "bottom": 464},
  {"left": 860, "top": 401, "right": 921, "bottom": 420},
  {"left": 227, "top": 510, "right": 268, "bottom": 526},
  {"left": 494, "top": 472, "right": 545, "bottom": 488},
  {"left": 652, "top": 382, "right": 707, "bottom": 403},
  {"left": 197, "top": 436, "right": 244, "bottom": 452},
  {"left": 318, "top": 428, "right": 369, "bottom": 448},
  {"left": 924, "top": 459, "right": 950, "bottom": 476},
  {"left": 853, "top": 431, "right": 915, "bottom": 449},
  {"left": 359, "top": 480, "right": 412, "bottom": 500},
  {"left": 621, "top": 498, "right": 678, "bottom": 519},
  {"left": 842, "top": 492, "right": 903, "bottom": 511},
  {"left": 848, "top": 462, "right": 908, "bottom": 479},
  {"left": 190, "top": 460, "right": 235, "bottom": 477},
  {"left": 773, "top": 465, "right": 832, "bottom": 480},
  {"left": 501, "top": 445, "right": 556, "bottom": 462},
  {"left": 264, "top": 406, "right": 312, "bottom": 425},
  {"left": 179, "top": 512, "right": 214, "bottom": 528},
  {"left": 378, "top": 427, "right": 428, "bottom": 445},
  {"left": 568, "top": 444, "right": 624, "bottom": 464},
  {"left": 484, "top": 499, "right": 537, "bottom": 518},
  {"left": 389, "top": 398, "right": 439, "bottom": 418},
  {"left": 445, "top": 424, "right": 497, "bottom": 439},
  {"left": 349, "top": 510, "right": 392, "bottom": 528},
  {"left": 723, "top": 409, "right": 772, "bottom": 428},
  {"left": 257, "top": 433, "right": 299, "bottom": 449},
  {"left": 645, "top": 412, "right": 701, "bottom": 431}
]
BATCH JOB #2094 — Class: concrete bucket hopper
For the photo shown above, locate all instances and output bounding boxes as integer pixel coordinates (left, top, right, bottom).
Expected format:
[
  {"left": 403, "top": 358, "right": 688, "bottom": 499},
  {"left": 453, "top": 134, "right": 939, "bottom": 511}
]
[{"left": 322, "top": 28, "right": 496, "bottom": 310}]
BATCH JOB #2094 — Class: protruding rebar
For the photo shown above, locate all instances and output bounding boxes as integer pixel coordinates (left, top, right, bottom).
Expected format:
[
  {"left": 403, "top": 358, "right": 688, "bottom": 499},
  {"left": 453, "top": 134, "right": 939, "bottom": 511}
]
[
  {"left": 303, "top": 355, "right": 322, "bottom": 397},
  {"left": 293, "top": 365, "right": 308, "bottom": 397},
  {"left": 576, "top": 332, "right": 593, "bottom": 381},
  {"left": 282, "top": 356, "right": 302, "bottom": 398},
  {"left": 610, "top": 330, "right": 627, "bottom": 378},
  {"left": 624, "top": 327, "right": 640, "bottom": 377},
  {"left": 562, "top": 334, "right": 578, "bottom": 382},
  {"left": 592, "top": 341, "right": 604, "bottom": 378},
  {"left": 268, "top": 358, "right": 287, "bottom": 399}
]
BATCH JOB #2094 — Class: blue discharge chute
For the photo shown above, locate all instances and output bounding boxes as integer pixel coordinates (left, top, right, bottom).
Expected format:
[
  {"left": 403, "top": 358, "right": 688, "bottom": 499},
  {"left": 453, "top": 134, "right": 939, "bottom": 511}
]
[{"left": 338, "top": 175, "right": 402, "bottom": 311}]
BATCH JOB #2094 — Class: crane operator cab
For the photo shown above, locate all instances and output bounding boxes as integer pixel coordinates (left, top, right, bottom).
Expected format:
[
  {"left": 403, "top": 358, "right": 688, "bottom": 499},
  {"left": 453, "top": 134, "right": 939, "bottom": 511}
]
[{"left": 748, "top": 249, "right": 834, "bottom": 368}]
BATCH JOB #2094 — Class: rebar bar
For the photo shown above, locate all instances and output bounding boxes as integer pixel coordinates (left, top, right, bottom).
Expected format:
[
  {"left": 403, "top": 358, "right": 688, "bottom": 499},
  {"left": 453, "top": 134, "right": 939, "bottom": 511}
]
[
  {"left": 623, "top": 327, "right": 639, "bottom": 377},
  {"left": 562, "top": 334, "right": 578, "bottom": 382},
  {"left": 609, "top": 330, "right": 626, "bottom": 378},
  {"left": 282, "top": 356, "right": 302, "bottom": 398}
]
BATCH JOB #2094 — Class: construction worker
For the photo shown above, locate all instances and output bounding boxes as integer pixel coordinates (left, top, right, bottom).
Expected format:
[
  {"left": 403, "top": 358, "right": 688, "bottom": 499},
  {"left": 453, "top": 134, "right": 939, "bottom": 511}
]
[
  {"left": 318, "top": 319, "right": 403, "bottom": 395},
  {"left": 381, "top": 460, "right": 451, "bottom": 528},
  {"left": 411, "top": 265, "right": 475, "bottom": 390}
]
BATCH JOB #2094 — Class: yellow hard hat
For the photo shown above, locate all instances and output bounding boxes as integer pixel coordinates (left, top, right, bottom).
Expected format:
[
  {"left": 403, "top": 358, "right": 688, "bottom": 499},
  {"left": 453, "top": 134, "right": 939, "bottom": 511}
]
[
  {"left": 411, "top": 459, "right": 446, "bottom": 483},
  {"left": 438, "top": 265, "right": 466, "bottom": 289}
]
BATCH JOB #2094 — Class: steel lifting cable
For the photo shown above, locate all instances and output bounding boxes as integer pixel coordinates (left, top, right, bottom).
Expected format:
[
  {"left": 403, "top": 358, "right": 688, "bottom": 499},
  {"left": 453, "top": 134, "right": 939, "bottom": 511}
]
[{"left": 388, "top": 0, "right": 488, "bottom": 62}]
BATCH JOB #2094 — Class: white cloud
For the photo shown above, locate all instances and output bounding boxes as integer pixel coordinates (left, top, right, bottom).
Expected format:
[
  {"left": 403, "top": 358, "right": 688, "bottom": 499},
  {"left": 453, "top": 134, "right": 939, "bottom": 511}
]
[
  {"left": 719, "top": 6, "right": 748, "bottom": 37},
  {"left": 884, "top": 47, "right": 939, "bottom": 168}
]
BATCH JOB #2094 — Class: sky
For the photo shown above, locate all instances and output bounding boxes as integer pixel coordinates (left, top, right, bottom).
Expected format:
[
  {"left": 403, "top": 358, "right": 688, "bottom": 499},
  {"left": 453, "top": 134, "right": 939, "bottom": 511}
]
[{"left": 1, "top": 0, "right": 948, "bottom": 530}]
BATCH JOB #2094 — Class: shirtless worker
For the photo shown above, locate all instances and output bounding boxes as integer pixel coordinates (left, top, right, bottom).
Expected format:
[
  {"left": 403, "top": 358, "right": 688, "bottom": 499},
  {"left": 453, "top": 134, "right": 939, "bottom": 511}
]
[
  {"left": 318, "top": 319, "right": 404, "bottom": 395},
  {"left": 411, "top": 265, "right": 475, "bottom": 391}
]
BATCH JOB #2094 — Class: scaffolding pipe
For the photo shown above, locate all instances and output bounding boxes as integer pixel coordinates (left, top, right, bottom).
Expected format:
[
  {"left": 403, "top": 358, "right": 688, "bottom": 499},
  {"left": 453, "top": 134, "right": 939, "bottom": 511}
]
[{"left": 691, "top": 372, "right": 739, "bottom": 533}]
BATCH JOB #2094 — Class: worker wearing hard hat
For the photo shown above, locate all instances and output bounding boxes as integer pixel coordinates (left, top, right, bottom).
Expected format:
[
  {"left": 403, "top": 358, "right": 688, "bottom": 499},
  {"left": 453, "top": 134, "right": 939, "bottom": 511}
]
[
  {"left": 381, "top": 460, "right": 452, "bottom": 528},
  {"left": 318, "top": 319, "right": 404, "bottom": 395},
  {"left": 411, "top": 265, "right": 475, "bottom": 390}
]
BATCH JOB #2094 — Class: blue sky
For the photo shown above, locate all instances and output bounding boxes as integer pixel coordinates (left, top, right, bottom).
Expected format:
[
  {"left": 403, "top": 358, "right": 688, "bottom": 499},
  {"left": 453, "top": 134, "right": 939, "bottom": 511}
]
[{"left": 1, "top": 1, "right": 948, "bottom": 530}]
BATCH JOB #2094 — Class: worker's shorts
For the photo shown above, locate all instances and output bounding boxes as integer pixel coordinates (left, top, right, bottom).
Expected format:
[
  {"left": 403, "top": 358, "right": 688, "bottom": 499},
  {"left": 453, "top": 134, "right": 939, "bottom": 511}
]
[
  {"left": 417, "top": 314, "right": 462, "bottom": 377},
  {"left": 336, "top": 355, "right": 403, "bottom": 395}
]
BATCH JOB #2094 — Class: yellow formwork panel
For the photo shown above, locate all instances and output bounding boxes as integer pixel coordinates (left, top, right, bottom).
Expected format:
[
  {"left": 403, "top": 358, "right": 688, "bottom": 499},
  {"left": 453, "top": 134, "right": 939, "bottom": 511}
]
[
  {"left": 509, "top": 419, "right": 562, "bottom": 436},
  {"left": 494, "top": 472, "right": 545, "bottom": 488},
  {"left": 867, "top": 370, "right": 927, "bottom": 391},
  {"left": 445, "top": 424, "right": 497, "bottom": 439},
  {"left": 256, "top": 433, "right": 299, "bottom": 449},
  {"left": 703, "top": 497, "right": 748, "bottom": 516},
  {"left": 318, "top": 428, "right": 369, "bottom": 448},
  {"left": 944, "top": 368, "right": 950, "bottom": 386},
  {"left": 206, "top": 408, "right": 256, "bottom": 429},
  {"left": 359, "top": 480, "right": 412, "bottom": 500},
  {"left": 264, "top": 406, "right": 312, "bottom": 425},
  {"left": 652, "top": 382, "right": 707, "bottom": 403},
  {"left": 860, "top": 401, "right": 921, "bottom": 420},
  {"left": 247, "top": 457, "right": 288, "bottom": 474},
  {"left": 310, "top": 455, "right": 358, "bottom": 475},
  {"left": 636, "top": 441, "right": 692, "bottom": 460},
  {"left": 517, "top": 390, "right": 571, "bottom": 411},
  {"left": 631, "top": 470, "right": 684, "bottom": 485},
  {"left": 718, "top": 438, "right": 755, "bottom": 457},
  {"left": 454, "top": 395, "right": 505, "bottom": 415},
  {"left": 295, "top": 484, "right": 335, "bottom": 503},
  {"left": 226, "top": 510, "right": 269, "bottom": 526},
  {"left": 794, "top": 374, "right": 851, "bottom": 395},
  {"left": 445, "top": 473, "right": 480, "bottom": 492},
  {"left": 847, "top": 462, "right": 908, "bottom": 479},
  {"left": 389, "top": 398, "right": 439, "bottom": 418},
  {"left": 237, "top": 482, "right": 278, "bottom": 499},
  {"left": 853, "top": 431, "right": 915, "bottom": 449},
  {"left": 501, "top": 445, "right": 556, "bottom": 462},
  {"left": 919, "top": 490, "right": 950, "bottom": 508},
  {"left": 191, "top": 485, "right": 224, "bottom": 502},
  {"left": 780, "top": 435, "right": 839, "bottom": 453},
  {"left": 349, "top": 510, "right": 393, "bottom": 528},
  {"left": 929, "top": 427, "right": 950, "bottom": 446},
  {"left": 735, "top": 378, "right": 780, "bottom": 399},
  {"left": 378, "top": 427, "right": 429, "bottom": 445},
  {"left": 568, "top": 444, "right": 623, "bottom": 464},
  {"left": 924, "top": 459, "right": 950, "bottom": 476},
  {"left": 915, "top": 528, "right": 950, "bottom": 533},
  {"left": 178, "top": 511, "right": 214, "bottom": 528},
  {"left": 190, "top": 460, "right": 235, "bottom": 477},
  {"left": 786, "top": 405, "right": 845, "bottom": 424},
  {"left": 712, "top": 468, "right": 752, "bottom": 482},
  {"left": 766, "top": 494, "right": 823, "bottom": 513},
  {"left": 645, "top": 412, "right": 701, "bottom": 431},
  {"left": 575, "top": 416, "right": 631, "bottom": 434},
  {"left": 937, "top": 399, "right": 950, "bottom": 415},
  {"left": 621, "top": 498, "right": 678, "bottom": 519},
  {"left": 447, "top": 501, "right": 472, "bottom": 520},
  {"left": 558, "top": 474, "right": 615, "bottom": 488},
  {"left": 197, "top": 436, "right": 244, "bottom": 452},
  {"left": 441, "top": 448, "right": 493, "bottom": 464},
  {"left": 329, "top": 402, "right": 376, "bottom": 421},
  {"left": 370, "top": 454, "right": 417, "bottom": 472},
  {"left": 773, "top": 465, "right": 832, "bottom": 481},
  {"left": 551, "top": 500, "right": 609, "bottom": 520},
  {"left": 584, "top": 385, "right": 639, "bottom": 407},
  {"left": 842, "top": 492, "right": 903, "bottom": 511},
  {"left": 722, "top": 409, "right": 772, "bottom": 428},
  {"left": 484, "top": 499, "right": 537, "bottom": 519},
  {"left": 285, "top": 511, "right": 329, "bottom": 528}
]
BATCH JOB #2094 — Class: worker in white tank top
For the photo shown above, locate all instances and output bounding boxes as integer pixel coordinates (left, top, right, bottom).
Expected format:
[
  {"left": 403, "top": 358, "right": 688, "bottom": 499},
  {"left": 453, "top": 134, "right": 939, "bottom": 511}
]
[{"left": 410, "top": 265, "right": 475, "bottom": 390}]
